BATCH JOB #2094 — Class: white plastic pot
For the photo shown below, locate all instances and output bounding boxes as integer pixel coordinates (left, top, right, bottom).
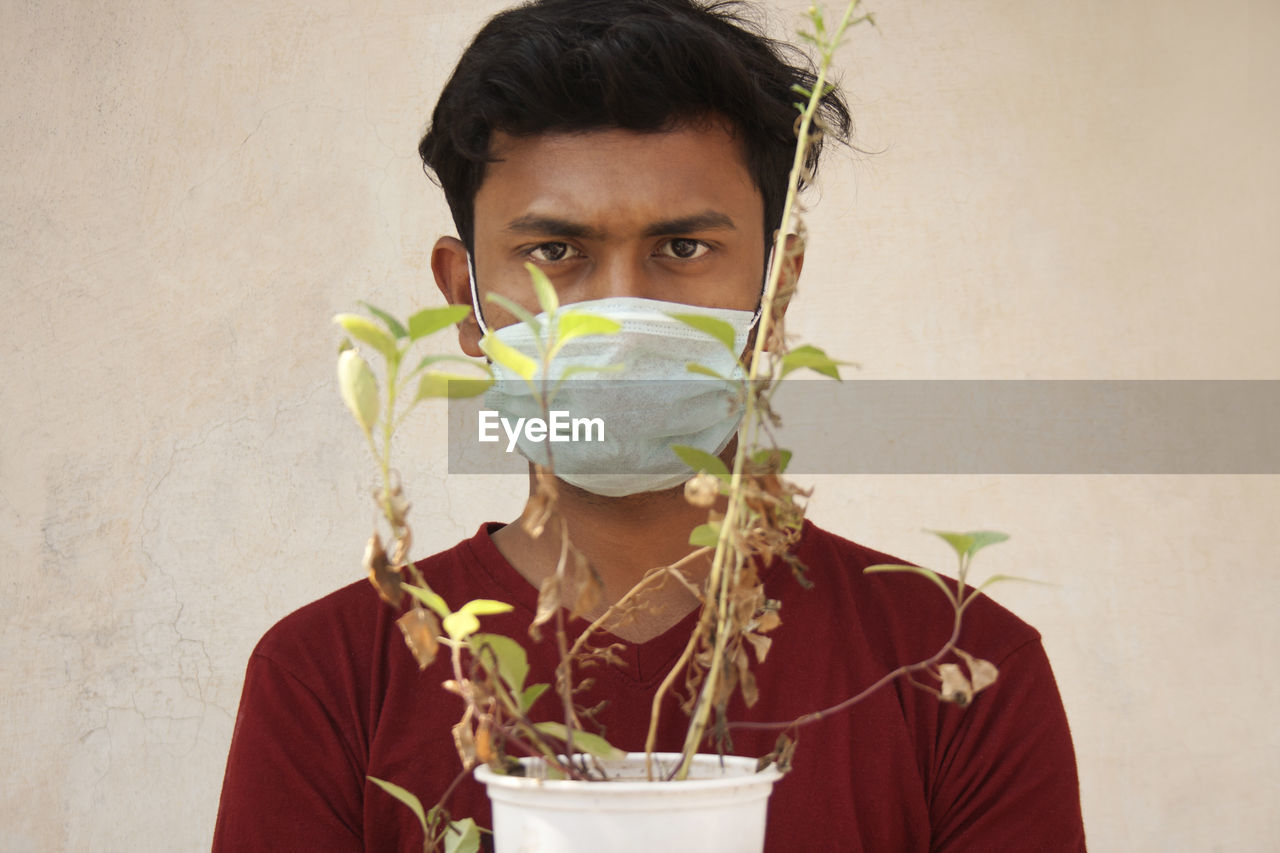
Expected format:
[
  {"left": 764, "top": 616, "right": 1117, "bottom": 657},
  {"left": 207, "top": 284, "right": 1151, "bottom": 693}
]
[{"left": 475, "top": 752, "right": 781, "bottom": 853}]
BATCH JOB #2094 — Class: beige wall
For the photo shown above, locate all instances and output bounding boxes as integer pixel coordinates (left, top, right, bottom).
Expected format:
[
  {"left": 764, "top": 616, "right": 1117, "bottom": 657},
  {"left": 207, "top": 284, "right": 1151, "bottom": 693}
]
[{"left": 3, "top": 0, "right": 1276, "bottom": 849}]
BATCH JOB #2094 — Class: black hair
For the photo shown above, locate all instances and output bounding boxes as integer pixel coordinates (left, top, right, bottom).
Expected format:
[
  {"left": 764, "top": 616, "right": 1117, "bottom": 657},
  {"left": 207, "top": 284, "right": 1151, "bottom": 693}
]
[{"left": 418, "top": 0, "right": 852, "bottom": 251}]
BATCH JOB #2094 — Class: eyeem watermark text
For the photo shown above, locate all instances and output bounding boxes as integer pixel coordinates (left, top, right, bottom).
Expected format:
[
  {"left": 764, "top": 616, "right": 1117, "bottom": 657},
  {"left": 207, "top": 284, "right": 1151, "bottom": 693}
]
[{"left": 478, "top": 410, "right": 605, "bottom": 453}]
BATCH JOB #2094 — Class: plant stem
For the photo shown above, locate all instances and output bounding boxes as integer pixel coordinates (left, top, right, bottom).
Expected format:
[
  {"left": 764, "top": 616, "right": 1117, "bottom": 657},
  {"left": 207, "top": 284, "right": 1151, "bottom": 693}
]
[{"left": 667, "top": 2, "right": 861, "bottom": 780}]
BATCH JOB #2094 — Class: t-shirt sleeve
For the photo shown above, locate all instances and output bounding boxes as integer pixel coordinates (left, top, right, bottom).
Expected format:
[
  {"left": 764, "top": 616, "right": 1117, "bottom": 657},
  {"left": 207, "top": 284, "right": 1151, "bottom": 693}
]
[
  {"left": 212, "top": 651, "right": 365, "bottom": 851},
  {"left": 928, "top": 637, "right": 1087, "bottom": 852}
]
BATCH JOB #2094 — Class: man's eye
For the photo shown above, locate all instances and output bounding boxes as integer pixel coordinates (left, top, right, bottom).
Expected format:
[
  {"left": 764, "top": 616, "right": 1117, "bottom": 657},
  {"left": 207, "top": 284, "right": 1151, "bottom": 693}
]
[
  {"left": 660, "top": 239, "right": 709, "bottom": 260},
  {"left": 528, "top": 242, "right": 579, "bottom": 262}
]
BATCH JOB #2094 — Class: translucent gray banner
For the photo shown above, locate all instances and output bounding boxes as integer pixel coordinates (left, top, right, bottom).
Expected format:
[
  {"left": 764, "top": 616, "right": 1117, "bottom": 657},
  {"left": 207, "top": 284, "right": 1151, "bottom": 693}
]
[{"left": 447, "top": 380, "right": 1280, "bottom": 475}]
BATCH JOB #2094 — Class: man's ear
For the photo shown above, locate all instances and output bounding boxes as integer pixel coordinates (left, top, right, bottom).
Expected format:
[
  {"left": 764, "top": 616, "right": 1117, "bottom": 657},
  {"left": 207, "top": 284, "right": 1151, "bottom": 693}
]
[{"left": 431, "top": 235, "right": 484, "bottom": 358}]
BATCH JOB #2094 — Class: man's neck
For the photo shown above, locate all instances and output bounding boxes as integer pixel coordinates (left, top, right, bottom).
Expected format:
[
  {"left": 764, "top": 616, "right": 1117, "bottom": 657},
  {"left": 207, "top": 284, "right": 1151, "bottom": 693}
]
[{"left": 491, "top": 467, "right": 718, "bottom": 643}]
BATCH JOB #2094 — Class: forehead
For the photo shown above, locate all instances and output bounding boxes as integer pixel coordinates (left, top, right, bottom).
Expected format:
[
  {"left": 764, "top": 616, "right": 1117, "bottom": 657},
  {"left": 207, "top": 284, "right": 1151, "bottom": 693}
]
[{"left": 473, "top": 121, "right": 762, "bottom": 234}]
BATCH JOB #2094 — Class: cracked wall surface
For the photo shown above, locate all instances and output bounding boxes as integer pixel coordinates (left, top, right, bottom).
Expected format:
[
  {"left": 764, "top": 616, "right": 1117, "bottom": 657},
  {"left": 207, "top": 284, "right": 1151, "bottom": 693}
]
[{"left": 2, "top": 0, "right": 1277, "bottom": 850}]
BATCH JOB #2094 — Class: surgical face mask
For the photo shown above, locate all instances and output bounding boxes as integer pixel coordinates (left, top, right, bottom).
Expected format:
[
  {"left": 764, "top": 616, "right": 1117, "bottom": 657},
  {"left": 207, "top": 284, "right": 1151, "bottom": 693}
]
[{"left": 469, "top": 260, "right": 762, "bottom": 497}]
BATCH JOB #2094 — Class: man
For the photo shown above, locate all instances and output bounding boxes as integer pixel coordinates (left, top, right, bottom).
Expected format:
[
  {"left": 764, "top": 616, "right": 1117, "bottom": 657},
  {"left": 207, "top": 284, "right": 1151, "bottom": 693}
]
[{"left": 214, "top": 1, "right": 1086, "bottom": 850}]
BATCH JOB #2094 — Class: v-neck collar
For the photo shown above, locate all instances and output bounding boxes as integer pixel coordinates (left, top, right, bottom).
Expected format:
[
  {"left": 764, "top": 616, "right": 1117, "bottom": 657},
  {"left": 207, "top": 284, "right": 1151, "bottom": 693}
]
[{"left": 461, "top": 522, "right": 711, "bottom": 685}]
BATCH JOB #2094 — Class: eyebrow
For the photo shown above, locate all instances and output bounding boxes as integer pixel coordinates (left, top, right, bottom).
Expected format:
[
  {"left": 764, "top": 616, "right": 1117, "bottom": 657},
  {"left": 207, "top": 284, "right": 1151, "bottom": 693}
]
[{"left": 502, "top": 210, "right": 736, "bottom": 240}]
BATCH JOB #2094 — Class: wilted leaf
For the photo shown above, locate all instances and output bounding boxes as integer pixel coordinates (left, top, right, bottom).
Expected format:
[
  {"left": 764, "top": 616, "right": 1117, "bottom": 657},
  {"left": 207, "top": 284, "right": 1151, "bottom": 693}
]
[
  {"left": 533, "top": 722, "right": 625, "bottom": 760},
  {"left": 520, "top": 492, "right": 554, "bottom": 539},
  {"left": 669, "top": 313, "right": 738, "bottom": 354},
  {"left": 334, "top": 314, "right": 398, "bottom": 362},
  {"left": 570, "top": 550, "right": 602, "bottom": 620},
  {"left": 390, "top": 532, "right": 412, "bottom": 567},
  {"left": 954, "top": 647, "right": 999, "bottom": 693},
  {"left": 408, "top": 304, "right": 471, "bottom": 341},
  {"left": 750, "top": 448, "right": 792, "bottom": 473},
  {"left": 364, "top": 531, "right": 402, "bottom": 607},
  {"left": 471, "top": 633, "right": 528, "bottom": 693},
  {"left": 397, "top": 607, "right": 440, "bottom": 670},
  {"left": 444, "top": 818, "right": 482, "bottom": 853},
  {"left": 745, "top": 631, "right": 773, "bottom": 664},
  {"left": 337, "top": 350, "right": 380, "bottom": 437},
  {"left": 757, "top": 733, "right": 796, "bottom": 774},
  {"left": 452, "top": 716, "right": 478, "bottom": 768},
  {"left": 367, "top": 776, "right": 428, "bottom": 836},
  {"left": 530, "top": 574, "right": 561, "bottom": 642},
  {"left": 938, "top": 662, "right": 973, "bottom": 706},
  {"left": 683, "top": 472, "right": 720, "bottom": 508}
]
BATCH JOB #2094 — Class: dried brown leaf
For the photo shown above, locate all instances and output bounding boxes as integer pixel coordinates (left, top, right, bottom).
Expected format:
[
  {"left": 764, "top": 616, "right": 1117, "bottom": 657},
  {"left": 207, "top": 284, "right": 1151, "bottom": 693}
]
[
  {"left": 452, "top": 714, "right": 477, "bottom": 769},
  {"left": 683, "top": 472, "right": 719, "bottom": 508},
  {"left": 396, "top": 607, "right": 440, "bottom": 670},
  {"left": 363, "top": 531, "right": 403, "bottom": 607},
  {"left": 745, "top": 631, "right": 773, "bottom": 665},
  {"left": 938, "top": 662, "right": 973, "bottom": 707},
  {"left": 955, "top": 647, "right": 1000, "bottom": 694}
]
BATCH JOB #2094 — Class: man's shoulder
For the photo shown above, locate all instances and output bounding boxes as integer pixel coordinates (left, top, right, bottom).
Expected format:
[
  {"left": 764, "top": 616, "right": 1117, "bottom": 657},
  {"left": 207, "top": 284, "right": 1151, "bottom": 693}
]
[
  {"left": 250, "top": 527, "right": 488, "bottom": 676},
  {"left": 796, "top": 520, "right": 1042, "bottom": 662}
]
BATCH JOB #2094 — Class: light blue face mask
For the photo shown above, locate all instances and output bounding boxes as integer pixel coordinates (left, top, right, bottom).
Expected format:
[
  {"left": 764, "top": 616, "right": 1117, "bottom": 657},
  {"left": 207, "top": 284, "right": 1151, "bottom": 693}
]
[{"left": 469, "top": 259, "right": 764, "bottom": 497}]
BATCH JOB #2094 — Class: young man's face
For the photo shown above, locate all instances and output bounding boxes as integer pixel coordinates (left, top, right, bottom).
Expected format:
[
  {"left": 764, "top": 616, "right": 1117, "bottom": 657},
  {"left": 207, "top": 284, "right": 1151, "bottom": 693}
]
[{"left": 434, "top": 118, "right": 773, "bottom": 355}]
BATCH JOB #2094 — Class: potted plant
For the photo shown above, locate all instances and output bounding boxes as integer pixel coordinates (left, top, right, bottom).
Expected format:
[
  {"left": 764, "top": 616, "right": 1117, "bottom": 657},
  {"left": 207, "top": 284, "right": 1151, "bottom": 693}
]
[{"left": 334, "top": 5, "right": 1012, "bottom": 851}]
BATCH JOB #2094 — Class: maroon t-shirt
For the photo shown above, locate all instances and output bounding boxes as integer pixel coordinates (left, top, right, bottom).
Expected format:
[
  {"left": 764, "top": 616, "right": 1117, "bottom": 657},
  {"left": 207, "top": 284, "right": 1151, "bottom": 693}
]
[{"left": 214, "top": 521, "right": 1085, "bottom": 851}]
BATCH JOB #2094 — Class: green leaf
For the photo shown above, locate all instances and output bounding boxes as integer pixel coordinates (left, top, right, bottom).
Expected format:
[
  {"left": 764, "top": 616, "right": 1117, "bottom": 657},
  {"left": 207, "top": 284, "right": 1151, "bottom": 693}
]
[
  {"left": 973, "top": 573, "right": 1056, "bottom": 596},
  {"left": 965, "top": 530, "right": 1011, "bottom": 557},
  {"left": 444, "top": 818, "right": 481, "bottom": 853},
  {"left": 533, "top": 722, "right": 625, "bottom": 760},
  {"left": 360, "top": 302, "right": 408, "bottom": 339},
  {"left": 751, "top": 448, "right": 792, "bottom": 473},
  {"left": 779, "top": 344, "right": 844, "bottom": 379},
  {"left": 864, "top": 563, "right": 957, "bottom": 607},
  {"left": 415, "top": 372, "right": 493, "bottom": 401},
  {"left": 334, "top": 313, "right": 398, "bottom": 362},
  {"left": 471, "top": 633, "right": 528, "bottom": 693},
  {"left": 484, "top": 293, "right": 542, "bottom": 338},
  {"left": 685, "top": 361, "right": 727, "bottom": 380},
  {"left": 480, "top": 333, "right": 538, "bottom": 381},
  {"left": 670, "top": 444, "right": 731, "bottom": 482},
  {"left": 669, "top": 313, "right": 738, "bottom": 354},
  {"left": 689, "top": 522, "right": 721, "bottom": 548},
  {"left": 927, "top": 531, "right": 974, "bottom": 560},
  {"left": 520, "top": 683, "right": 550, "bottom": 714},
  {"left": 524, "top": 262, "right": 559, "bottom": 315},
  {"left": 367, "top": 776, "right": 427, "bottom": 836},
  {"left": 442, "top": 611, "right": 481, "bottom": 640},
  {"left": 926, "top": 529, "right": 1010, "bottom": 560},
  {"left": 459, "top": 599, "right": 514, "bottom": 617},
  {"left": 408, "top": 305, "right": 471, "bottom": 341},
  {"left": 402, "top": 583, "right": 451, "bottom": 619},
  {"left": 337, "top": 349, "right": 379, "bottom": 437},
  {"left": 555, "top": 311, "right": 621, "bottom": 347}
]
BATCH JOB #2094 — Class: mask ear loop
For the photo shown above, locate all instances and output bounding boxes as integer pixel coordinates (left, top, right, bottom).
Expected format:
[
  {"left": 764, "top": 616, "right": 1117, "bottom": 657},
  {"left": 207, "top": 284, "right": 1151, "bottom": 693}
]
[
  {"left": 467, "top": 253, "right": 492, "bottom": 337},
  {"left": 748, "top": 244, "right": 777, "bottom": 332}
]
